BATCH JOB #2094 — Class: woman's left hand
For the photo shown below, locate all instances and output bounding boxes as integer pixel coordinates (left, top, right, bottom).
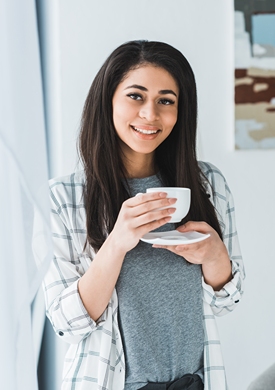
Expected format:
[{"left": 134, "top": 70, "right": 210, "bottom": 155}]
[
  {"left": 152, "top": 221, "right": 227, "bottom": 265},
  {"left": 152, "top": 221, "right": 232, "bottom": 290}
]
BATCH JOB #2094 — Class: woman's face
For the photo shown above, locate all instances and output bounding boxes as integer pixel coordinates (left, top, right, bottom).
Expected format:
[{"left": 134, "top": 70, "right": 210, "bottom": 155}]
[{"left": 112, "top": 64, "right": 179, "bottom": 160}]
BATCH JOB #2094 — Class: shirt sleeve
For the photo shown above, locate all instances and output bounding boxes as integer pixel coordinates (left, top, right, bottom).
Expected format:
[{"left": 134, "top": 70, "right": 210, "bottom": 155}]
[
  {"left": 201, "top": 163, "right": 245, "bottom": 316},
  {"left": 42, "top": 181, "right": 107, "bottom": 344}
]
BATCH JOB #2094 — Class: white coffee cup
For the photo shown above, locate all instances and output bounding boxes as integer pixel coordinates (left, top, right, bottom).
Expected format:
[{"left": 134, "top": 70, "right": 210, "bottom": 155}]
[{"left": 146, "top": 187, "right": 191, "bottom": 223}]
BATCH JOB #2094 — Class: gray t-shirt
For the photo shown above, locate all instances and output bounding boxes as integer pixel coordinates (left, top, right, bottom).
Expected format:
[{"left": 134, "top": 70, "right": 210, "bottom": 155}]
[{"left": 116, "top": 175, "right": 204, "bottom": 390}]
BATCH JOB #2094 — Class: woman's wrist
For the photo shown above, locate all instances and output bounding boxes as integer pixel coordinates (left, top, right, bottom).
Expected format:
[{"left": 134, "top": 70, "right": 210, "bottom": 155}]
[
  {"left": 105, "top": 231, "right": 128, "bottom": 258},
  {"left": 202, "top": 252, "right": 232, "bottom": 291}
]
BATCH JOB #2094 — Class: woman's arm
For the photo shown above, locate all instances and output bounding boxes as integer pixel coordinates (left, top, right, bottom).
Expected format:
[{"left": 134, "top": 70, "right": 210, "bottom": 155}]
[
  {"left": 78, "top": 192, "right": 177, "bottom": 321},
  {"left": 40, "top": 183, "right": 177, "bottom": 342},
  {"left": 152, "top": 163, "right": 245, "bottom": 314}
]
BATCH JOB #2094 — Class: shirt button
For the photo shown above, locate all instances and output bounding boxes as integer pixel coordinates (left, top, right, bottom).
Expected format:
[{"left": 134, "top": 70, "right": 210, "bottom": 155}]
[{"left": 59, "top": 331, "right": 64, "bottom": 336}]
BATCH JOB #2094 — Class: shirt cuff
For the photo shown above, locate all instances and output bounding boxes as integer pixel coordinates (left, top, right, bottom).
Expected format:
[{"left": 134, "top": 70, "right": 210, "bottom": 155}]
[
  {"left": 51, "top": 279, "right": 107, "bottom": 339},
  {"left": 202, "top": 260, "right": 243, "bottom": 309}
]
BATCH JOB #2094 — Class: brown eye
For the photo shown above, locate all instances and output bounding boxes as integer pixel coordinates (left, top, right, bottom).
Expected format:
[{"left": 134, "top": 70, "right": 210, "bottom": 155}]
[
  {"left": 127, "top": 93, "right": 142, "bottom": 100},
  {"left": 159, "top": 98, "right": 175, "bottom": 105}
]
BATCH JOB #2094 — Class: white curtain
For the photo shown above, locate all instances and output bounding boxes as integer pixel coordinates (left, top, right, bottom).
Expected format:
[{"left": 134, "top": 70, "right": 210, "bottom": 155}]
[{"left": 0, "top": 0, "right": 52, "bottom": 388}]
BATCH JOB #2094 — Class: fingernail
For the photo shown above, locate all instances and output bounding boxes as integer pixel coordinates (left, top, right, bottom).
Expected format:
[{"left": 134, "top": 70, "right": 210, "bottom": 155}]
[
  {"left": 159, "top": 192, "right": 167, "bottom": 197},
  {"left": 168, "top": 198, "right": 177, "bottom": 204},
  {"left": 168, "top": 208, "right": 176, "bottom": 214}
]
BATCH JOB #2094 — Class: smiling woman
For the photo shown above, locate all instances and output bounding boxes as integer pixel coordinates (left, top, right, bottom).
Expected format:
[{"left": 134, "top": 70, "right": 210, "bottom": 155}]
[
  {"left": 112, "top": 65, "right": 179, "bottom": 176},
  {"left": 41, "top": 40, "right": 245, "bottom": 390}
]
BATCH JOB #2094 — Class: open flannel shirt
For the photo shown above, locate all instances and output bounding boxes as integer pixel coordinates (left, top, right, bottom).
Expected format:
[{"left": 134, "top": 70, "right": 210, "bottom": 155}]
[{"left": 42, "top": 161, "right": 245, "bottom": 390}]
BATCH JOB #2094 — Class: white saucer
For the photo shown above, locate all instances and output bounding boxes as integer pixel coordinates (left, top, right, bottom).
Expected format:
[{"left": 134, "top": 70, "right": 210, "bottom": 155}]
[{"left": 140, "top": 230, "right": 210, "bottom": 245}]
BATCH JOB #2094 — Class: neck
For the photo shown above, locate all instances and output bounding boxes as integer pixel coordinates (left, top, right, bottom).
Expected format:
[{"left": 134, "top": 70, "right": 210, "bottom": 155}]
[{"left": 123, "top": 153, "right": 156, "bottom": 179}]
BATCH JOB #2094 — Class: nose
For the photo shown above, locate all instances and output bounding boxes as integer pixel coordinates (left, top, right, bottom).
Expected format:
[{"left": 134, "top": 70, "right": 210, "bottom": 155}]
[{"left": 139, "top": 101, "right": 159, "bottom": 121}]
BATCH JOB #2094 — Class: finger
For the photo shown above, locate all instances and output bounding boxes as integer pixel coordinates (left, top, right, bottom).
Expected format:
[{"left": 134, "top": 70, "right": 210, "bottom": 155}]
[
  {"left": 177, "top": 221, "right": 210, "bottom": 233},
  {"left": 138, "top": 216, "right": 173, "bottom": 235},
  {"left": 134, "top": 197, "right": 177, "bottom": 217},
  {"left": 152, "top": 244, "right": 187, "bottom": 251},
  {"left": 175, "top": 244, "right": 193, "bottom": 252},
  {"left": 126, "top": 191, "right": 168, "bottom": 207},
  {"left": 153, "top": 243, "right": 197, "bottom": 252},
  {"left": 134, "top": 206, "right": 176, "bottom": 228},
  {"left": 152, "top": 244, "right": 177, "bottom": 252}
]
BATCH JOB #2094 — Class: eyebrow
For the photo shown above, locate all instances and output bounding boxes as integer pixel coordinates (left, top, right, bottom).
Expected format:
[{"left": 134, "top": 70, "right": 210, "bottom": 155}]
[{"left": 124, "top": 84, "right": 177, "bottom": 97}]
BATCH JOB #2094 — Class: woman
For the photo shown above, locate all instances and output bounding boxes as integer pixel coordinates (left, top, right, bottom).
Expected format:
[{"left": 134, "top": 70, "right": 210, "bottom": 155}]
[{"left": 43, "top": 40, "right": 245, "bottom": 389}]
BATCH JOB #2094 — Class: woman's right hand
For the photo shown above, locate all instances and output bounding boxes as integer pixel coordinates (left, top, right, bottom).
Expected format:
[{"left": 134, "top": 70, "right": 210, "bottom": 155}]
[{"left": 109, "top": 192, "right": 176, "bottom": 254}]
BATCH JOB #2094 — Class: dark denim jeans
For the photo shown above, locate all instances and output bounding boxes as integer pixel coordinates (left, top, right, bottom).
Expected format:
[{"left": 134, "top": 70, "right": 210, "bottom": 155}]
[{"left": 138, "top": 373, "right": 204, "bottom": 390}]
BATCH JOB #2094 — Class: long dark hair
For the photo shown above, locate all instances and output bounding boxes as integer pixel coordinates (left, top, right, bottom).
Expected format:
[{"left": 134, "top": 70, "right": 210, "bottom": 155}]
[{"left": 78, "top": 40, "right": 222, "bottom": 252}]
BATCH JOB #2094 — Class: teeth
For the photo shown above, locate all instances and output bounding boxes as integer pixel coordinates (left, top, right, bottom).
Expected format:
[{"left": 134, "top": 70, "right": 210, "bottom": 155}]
[{"left": 133, "top": 126, "right": 159, "bottom": 134}]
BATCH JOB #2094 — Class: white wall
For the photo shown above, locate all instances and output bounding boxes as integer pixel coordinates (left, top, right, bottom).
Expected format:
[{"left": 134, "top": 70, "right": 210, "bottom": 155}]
[{"left": 49, "top": 1, "right": 275, "bottom": 389}]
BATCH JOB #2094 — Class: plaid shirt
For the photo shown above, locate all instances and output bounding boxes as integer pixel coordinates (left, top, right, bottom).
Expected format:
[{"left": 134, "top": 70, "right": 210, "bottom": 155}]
[{"left": 41, "top": 161, "right": 245, "bottom": 390}]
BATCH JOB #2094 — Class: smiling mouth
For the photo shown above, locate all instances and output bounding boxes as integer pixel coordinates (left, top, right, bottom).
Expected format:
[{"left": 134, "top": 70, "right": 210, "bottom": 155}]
[{"left": 131, "top": 125, "right": 161, "bottom": 134}]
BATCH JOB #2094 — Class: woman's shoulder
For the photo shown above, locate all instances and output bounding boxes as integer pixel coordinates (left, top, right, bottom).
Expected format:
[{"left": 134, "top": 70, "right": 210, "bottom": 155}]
[
  {"left": 198, "top": 161, "right": 227, "bottom": 185},
  {"left": 198, "top": 161, "right": 230, "bottom": 201},
  {"left": 199, "top": 161, "right": 224, "bottom": 177},
  {"left": 48, "top": 170, "right": 85, "bottom": 207},
  {"left": 49, "top": 170, "right": 85, "bottom": 187}
]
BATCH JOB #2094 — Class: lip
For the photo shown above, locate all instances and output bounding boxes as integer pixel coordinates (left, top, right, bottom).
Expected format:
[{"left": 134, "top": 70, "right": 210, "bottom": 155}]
[
  {"left": 131, "top": 124, "right": 161, "bottom": 131},
  {"left": 130, "top": 125, "right": 161, "bottom": 140}
]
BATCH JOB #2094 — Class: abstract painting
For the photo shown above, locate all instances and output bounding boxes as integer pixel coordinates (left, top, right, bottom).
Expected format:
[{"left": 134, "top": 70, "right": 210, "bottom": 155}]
[{"left": 234, "top": 0, "right": 275, "bottom": 149}]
